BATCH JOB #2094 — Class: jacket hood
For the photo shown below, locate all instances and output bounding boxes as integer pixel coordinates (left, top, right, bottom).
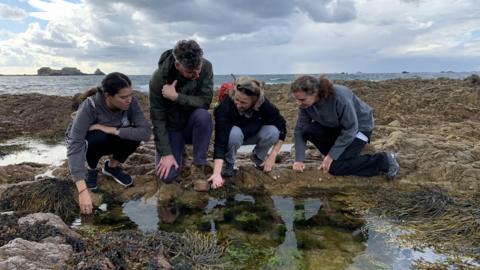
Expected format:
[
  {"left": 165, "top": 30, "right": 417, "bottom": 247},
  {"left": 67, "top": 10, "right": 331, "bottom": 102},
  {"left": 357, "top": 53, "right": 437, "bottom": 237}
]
[{"left": 158, "top": 49, "right": 174, "bottom": 71}]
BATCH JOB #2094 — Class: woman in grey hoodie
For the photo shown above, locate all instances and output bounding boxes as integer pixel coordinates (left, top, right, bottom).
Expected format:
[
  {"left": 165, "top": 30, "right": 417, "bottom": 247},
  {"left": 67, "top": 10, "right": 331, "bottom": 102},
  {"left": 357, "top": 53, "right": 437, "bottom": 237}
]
[
  {"left": 66, "top": 72, "right": 151, "bottom": 214},
  {"left": 291, "top": 75, "right": 399, "bottom": 180}
]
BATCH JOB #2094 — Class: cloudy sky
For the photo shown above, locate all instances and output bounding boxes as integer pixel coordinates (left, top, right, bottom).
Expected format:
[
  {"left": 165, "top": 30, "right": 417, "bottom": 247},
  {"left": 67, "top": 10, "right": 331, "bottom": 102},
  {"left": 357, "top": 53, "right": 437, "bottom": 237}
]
[{"left": 0, "top": 0, "right": 479, "bottom": 75}]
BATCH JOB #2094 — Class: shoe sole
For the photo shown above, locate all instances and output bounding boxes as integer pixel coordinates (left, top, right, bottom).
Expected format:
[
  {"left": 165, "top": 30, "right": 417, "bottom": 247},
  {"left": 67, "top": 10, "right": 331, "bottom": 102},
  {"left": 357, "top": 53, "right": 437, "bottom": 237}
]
[
  {"left": 102, "top": 169, "right": 133, "bottom": 187},
  {"left": 386, "top": 153, "right": 400, "bottom": 180}
]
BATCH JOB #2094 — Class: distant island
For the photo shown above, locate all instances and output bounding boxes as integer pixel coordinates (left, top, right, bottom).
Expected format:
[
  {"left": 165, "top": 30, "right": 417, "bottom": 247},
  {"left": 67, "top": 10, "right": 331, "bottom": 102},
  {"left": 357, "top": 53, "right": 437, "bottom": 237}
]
[{"left": 37, "top": 67, "right": 105, "bottom": 76}]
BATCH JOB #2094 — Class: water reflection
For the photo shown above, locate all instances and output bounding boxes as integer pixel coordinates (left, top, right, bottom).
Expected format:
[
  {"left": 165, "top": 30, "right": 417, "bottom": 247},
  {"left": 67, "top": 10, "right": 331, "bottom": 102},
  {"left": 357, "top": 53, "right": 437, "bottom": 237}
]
[
  {"left": 270, "top": 196, "right": 323, "bottom": 269},
  {"left": 123, "top": 195, "right": 159, "bottom": 232},
  {"left": 349, "top": 216, "right": 448, "bottom": 270}
]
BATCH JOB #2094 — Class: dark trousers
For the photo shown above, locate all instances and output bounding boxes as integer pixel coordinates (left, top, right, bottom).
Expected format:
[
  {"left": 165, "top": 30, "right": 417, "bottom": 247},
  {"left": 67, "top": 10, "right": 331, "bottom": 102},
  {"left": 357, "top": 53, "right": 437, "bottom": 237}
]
[
  {"left": 86, "top": 130, "right": 140, "bottom": 169},
  {"left": 302, "top": 122, "right": 388, "bottom": 177},
  {"left": 155, "top": 108, "right": 213, "bottom": 182}
]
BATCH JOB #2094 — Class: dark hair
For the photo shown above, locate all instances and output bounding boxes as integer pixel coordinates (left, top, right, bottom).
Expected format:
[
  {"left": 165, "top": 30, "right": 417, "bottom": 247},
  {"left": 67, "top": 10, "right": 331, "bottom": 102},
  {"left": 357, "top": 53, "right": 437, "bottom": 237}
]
[
  {"left": 101, "top": 72, "right": 132, "bottom": 96},
  {"left": 173, "top": 40, "right": 203, "bottom": 69},
  {"left": 71, "top": 72, "right": 131, "bottom": 110},
  {"left": 290, "top": 75, "right": 335, "bottom": 100}
]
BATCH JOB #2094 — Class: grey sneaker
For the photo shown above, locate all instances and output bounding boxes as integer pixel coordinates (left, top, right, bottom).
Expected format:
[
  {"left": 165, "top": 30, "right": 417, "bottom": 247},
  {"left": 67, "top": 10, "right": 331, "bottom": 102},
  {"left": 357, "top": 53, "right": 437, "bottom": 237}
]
[
  {"left": 386, "top": 152, "right": 400, "bottom": 180},
  {"left": 250, "top": 153, "right": 264, "bottom": 171},
  {"left": 102, "top": 161, "right": 133, "bottom": 187},
  {"left": 86, "top": 169, "right": 98, "bottom": 190},
  {"left": 221, "top": 162, "right": 235, "bottom": 177}
]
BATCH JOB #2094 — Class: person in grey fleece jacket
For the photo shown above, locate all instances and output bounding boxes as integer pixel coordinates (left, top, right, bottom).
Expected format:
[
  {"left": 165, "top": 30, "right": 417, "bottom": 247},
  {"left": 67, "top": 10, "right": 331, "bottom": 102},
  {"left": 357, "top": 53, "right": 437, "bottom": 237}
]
[
  {"left": 291, "top": 75, "right": 399, "bottom": 179},
  {"left": 66, "top": 72, "right": 151, "bottom": 214}
]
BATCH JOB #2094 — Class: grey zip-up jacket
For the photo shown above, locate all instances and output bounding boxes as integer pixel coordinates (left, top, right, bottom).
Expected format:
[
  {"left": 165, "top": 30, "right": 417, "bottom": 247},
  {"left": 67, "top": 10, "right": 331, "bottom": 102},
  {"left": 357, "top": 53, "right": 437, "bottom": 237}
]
[
  {"left": 66, "top": 92, "right": 151, "bottom": 182},
  {"left": 294, "top": 84, "right": 374, "bottom": 161}
]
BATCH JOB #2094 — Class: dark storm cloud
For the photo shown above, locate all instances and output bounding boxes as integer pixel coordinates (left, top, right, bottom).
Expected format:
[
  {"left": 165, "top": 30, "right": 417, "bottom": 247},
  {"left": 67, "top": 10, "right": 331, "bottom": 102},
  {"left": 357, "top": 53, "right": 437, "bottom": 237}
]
[{"left": 85, "top": 0, "right": 357, "bottom": 37}]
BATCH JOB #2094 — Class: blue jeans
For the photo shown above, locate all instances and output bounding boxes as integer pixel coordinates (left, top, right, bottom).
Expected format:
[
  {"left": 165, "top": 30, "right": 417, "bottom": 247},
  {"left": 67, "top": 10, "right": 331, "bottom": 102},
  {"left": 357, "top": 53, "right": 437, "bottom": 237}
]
[
  {"left": 155, "top": 108, "right": 212, "bottom": 183},
  {"left": 225, "top": 125, "right": 279, "bottom": 165}
]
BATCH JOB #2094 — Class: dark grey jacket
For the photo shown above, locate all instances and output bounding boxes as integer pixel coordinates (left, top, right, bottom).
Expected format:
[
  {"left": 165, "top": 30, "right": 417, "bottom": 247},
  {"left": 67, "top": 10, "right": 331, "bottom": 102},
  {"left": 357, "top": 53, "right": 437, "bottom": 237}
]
[
  {"left": 294, "top": 84, "right": 374, "bottom": 161},
  {"left": 66, "top": 92, "right": 151, "bottom": 182}
]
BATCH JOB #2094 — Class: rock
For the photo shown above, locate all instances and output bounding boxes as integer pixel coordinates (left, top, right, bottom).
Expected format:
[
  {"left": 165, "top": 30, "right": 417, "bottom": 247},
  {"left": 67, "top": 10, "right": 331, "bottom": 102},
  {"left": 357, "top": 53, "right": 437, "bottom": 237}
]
[
  {"left": 18, "top": 213, "right": 81, "bottom": 239},
  {"left": 0, "top": 238, "right": 72, "bottom": 269},
  {"left": 93, "top": 68, "right": 105, "bottom": 75},
  {"left": 0, "top": 163, "right": 49, "bottom": 185},
  {"left": 388, "top": 120, "right": 401, "bottom": 127},
  {"left": 464, "top": 74, "right": 480, "bottom": 86},
  {"left": 0, "top": 94, "right": 71, "bottom": 141},
  {"left": 37, "top": 67, "right": 85, "bottom": 76},
  {"left": 193, "top": 180, "right": 209, "bottom": 192},
  {"left": 158, "top": 183, "right": 182, "bottom": 204}
]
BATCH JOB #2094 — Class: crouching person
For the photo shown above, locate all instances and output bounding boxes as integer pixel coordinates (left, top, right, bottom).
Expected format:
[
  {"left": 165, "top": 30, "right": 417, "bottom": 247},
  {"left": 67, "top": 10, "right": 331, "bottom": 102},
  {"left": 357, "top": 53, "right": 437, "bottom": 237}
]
[
  {"left": 291, "top": 75, "right": 399, "bottom": 179},
  {"left": 66, "top": 72, "right": 152, "bottom": 214},
  {"left": 208, "top": 76, "right": 287, "bottom": 188},
  {"left": 149, "top": 40, "right": 214, "bottom": 187}
]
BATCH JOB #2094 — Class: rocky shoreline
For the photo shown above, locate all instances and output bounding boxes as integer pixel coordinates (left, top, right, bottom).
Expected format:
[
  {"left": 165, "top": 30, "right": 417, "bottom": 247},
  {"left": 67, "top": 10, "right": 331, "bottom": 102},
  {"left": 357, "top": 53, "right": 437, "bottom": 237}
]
[{"left": 0, "top": 77, "right": 479, "bottom": 269}]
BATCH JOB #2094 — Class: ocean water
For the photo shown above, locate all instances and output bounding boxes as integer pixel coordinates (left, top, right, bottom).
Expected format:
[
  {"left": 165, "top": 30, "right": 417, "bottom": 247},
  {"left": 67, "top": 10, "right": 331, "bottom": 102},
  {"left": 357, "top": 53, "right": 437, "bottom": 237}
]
[{"left": 0, "top": 72, "right": 478, "bottom": 96}]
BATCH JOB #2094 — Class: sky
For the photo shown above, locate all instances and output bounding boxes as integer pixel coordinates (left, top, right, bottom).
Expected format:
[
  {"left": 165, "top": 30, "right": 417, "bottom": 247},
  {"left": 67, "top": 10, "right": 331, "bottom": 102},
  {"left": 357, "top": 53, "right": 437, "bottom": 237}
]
[{"left": 0, "top": 0, "right": 479, "bottom": 75}]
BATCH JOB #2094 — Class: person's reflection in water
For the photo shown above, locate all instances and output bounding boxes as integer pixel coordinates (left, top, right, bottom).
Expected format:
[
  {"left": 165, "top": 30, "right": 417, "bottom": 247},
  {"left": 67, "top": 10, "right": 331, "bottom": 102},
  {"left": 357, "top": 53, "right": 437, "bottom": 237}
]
[
  {"left": 157, "top": 202, "right": 179, "bottom": 224},
  {"left": 271, "top": 196, "right": 300, "bottom": 269}
]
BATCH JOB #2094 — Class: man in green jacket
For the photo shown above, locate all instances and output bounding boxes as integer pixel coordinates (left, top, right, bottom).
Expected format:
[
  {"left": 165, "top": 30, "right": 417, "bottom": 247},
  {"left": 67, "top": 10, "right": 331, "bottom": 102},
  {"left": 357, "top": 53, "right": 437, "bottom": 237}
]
[{"left": 149, "top": 40, "right": 213, "bottom": 184}]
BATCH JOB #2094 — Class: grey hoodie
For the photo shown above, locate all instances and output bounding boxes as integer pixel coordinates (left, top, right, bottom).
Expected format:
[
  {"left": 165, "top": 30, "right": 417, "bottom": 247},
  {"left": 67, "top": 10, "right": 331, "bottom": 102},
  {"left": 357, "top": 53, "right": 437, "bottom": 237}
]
[
  {"left": 294, "top": 84, "right": 374, "bottom": 161},
  {"left": 66, "top": 91, "right": 151, "bottom": 182}
]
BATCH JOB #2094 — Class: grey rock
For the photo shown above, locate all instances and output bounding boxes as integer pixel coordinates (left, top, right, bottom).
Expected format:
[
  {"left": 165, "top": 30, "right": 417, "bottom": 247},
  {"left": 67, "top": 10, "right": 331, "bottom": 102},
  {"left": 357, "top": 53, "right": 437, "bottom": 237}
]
[
  {"left": 18, "top": 213, "right": 80, "bottom": 239},
  {"left": 0, "top": 238, "right": 72, "bottom": 270}
]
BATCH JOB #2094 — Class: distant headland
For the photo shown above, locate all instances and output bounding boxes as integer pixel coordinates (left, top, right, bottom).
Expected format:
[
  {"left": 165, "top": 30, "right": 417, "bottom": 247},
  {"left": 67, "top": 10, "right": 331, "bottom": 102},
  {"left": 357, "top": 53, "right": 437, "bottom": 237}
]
[{"left": 36, "top": 67, "right": 105, "bottom": 76}]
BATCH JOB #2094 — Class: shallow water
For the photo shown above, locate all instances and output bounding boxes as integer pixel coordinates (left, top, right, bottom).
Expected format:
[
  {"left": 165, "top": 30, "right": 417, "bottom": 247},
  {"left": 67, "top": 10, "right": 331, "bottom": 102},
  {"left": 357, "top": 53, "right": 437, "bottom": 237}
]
[
  {"left": 73, "top": 190, "right": 472, "bottom": 269},
  {"left": 0, "top": 138, "right": 66, "bottom": 166}
]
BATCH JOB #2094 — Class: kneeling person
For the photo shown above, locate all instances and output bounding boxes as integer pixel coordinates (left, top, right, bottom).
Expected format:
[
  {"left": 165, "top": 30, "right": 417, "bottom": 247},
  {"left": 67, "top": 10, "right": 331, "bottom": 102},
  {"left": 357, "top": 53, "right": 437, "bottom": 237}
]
[
  {"left": 66, "top": 72, "right": 152, "bottom": 214},
  {"left": 291, "top": 75, "right": 399, "bottom": 179},
  {"left": 209, "top": 76, "right": 287, "bottom": 188}
]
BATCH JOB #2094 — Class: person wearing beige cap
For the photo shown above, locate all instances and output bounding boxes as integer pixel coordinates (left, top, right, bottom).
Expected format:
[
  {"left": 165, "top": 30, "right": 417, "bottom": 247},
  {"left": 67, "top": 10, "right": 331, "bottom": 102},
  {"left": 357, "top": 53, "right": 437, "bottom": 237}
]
[{"left": 208, "top": 76, "right": 287, "bottom": 189}]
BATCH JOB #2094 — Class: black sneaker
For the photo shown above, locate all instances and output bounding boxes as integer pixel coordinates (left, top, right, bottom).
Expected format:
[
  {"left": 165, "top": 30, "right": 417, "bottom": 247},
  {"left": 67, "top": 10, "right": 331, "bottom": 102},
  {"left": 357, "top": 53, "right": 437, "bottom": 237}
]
[
  {"left": 221, "top": 162, "right": 235, "bottom": 177},
  {"left": 386, "top": 152, "right": 400, "bottom": 181},
  {"left": 250, "top": 153, "right": 264, "bottom": 171},
  {"left": 86, "top": 169, "right": 98, "bottom": 190},
  {"left": 102, "top": 161, "right": 133, "bottom": 187}
]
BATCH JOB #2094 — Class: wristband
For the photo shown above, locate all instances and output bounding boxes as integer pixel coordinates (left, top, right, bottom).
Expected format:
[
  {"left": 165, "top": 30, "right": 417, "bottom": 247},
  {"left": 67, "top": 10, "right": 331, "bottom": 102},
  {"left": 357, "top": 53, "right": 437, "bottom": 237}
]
[{"left": 78, "top": 188, "right": 88, "bottom": 195}]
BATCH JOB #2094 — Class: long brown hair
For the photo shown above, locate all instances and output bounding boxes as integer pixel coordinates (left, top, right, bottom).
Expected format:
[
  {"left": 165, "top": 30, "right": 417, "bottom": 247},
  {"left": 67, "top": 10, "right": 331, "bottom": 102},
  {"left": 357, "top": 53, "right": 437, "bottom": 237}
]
[{"left": 291, "top": 75, "right": 335, "bottom": 101}]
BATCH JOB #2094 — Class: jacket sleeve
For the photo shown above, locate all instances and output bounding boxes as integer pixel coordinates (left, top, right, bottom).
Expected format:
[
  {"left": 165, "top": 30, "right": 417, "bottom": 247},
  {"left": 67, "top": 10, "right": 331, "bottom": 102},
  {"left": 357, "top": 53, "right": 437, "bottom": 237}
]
[
  {"left": 328, "top": 98, "right": 358, "bottom": 160},
  {"left": 294, "top": 109, "right": 311, "bottom": 162},
  {"left": 118, "top": 97, "right": 152, "bottom": 142},
  {"left": 213, "top": 99, "right": 233, "bottom": 160},
  {"left": 176, "top": 60, "right": 214, "bottom": 110},
  {"left": 66, "top": 101, "right": 96, "bottom": 182},
  {"left": 263, "top": 100, "right": 287, "bottom": 141},
  {"left": 149, "top": 69, "right": 172, "bottom": 156}
]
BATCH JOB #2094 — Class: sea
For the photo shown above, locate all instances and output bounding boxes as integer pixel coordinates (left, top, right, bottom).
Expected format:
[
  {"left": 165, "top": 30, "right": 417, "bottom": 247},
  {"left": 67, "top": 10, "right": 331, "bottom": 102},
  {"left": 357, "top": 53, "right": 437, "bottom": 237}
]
[{"left": 0, "top": 72, "right": 478, "bottom": 96}]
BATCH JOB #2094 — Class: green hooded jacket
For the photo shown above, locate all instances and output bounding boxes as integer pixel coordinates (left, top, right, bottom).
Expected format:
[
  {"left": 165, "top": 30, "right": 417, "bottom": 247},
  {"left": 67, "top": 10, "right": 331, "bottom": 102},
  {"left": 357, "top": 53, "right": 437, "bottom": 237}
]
[{"left": 149, "top": 49, "right": 213, "bottom": 156}]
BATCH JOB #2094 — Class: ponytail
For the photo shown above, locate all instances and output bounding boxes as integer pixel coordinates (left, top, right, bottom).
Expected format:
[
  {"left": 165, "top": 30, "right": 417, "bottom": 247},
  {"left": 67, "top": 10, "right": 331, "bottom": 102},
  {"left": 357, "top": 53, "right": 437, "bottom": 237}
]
[
  {"left": 318, "top": 75, "right": 335, "bottom": 100},
  {"left": 71, "top": 86, "right": 100, "bottom": 111}
]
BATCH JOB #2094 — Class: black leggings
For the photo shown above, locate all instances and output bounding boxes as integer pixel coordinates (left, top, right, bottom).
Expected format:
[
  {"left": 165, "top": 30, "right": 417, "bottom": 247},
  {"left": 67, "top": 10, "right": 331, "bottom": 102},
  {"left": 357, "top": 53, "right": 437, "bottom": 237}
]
[
  {"left": 85, "top": 130, "right": 140, "bottom": 169},
  {"left": 302, "top": 122, "right": 388, "bottom": 177}
]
